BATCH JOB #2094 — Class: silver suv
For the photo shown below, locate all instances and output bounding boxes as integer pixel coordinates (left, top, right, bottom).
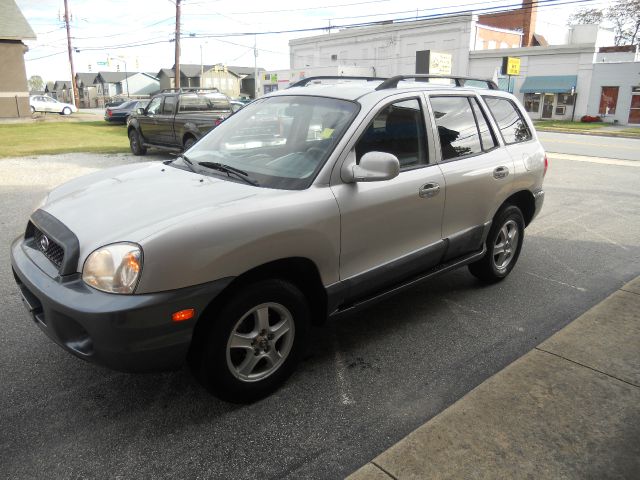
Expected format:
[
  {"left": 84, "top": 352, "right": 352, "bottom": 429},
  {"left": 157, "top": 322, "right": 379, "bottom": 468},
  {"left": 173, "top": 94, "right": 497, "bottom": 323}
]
[{"left": 11, "top": 75, "right": 546, "bottom": 403}]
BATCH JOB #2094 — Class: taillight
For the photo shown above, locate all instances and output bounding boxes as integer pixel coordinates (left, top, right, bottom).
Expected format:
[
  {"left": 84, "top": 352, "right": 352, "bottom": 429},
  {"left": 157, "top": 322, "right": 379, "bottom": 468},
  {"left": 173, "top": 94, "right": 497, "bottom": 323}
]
[
  {"left": 544, "top": 154, "right": 549, "bottom": 177},
  {"left": 107, "top": 109, "right": 112, "bottom": 117}
]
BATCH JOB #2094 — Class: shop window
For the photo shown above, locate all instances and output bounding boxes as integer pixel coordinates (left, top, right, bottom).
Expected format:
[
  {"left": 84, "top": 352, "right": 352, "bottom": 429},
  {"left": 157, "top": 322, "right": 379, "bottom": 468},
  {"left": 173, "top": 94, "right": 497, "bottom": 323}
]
[
  {"left": 523, "top": 93, "right": 541, "bottom": 113},
  {"left": 557, "top": 93, "right": 575, "bottom": 106},
  {"left": 599, "top": 87, "right": 619, "bottom": 115}
]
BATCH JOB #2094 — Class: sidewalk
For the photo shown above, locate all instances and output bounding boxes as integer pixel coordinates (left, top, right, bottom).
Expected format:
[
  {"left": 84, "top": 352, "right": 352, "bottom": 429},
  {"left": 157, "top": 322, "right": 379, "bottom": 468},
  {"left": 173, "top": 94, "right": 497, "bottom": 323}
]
[
  {"left": 534, "top": 123, "right": 640, "bottom": 139},
  {"left": 348, "top": 277, "right": 640, "bottom": 479}
]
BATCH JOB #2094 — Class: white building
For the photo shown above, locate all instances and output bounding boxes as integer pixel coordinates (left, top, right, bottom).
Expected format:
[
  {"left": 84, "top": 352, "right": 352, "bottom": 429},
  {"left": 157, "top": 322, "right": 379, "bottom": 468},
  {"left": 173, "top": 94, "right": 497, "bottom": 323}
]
[
  {"left": 286, "top": 12, "right": 640, "bottom": 124},
  {"left": 289, "top": 14, "right": 477, "bottom": 79}
]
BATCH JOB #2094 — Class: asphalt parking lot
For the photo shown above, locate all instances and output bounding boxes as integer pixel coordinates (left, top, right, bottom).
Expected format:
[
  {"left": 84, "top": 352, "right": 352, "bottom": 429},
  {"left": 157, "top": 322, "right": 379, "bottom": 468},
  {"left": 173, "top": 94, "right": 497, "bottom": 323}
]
[{"left": 1, "top": 152, "right": 639, "bottom": 479}]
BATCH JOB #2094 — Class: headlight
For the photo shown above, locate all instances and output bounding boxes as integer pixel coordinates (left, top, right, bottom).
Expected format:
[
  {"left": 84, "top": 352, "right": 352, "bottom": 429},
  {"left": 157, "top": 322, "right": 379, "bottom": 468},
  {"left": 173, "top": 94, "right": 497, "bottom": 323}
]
[{"left": 82, "top": 243, "right": 143, "bottom": 294}]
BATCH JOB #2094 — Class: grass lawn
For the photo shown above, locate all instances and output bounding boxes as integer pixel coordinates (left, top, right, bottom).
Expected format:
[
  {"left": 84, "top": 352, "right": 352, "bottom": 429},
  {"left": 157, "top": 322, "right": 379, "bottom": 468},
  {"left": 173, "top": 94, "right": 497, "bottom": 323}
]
[
  {"left": 1, "top": 121, "right": 130, "bottom": 157},
  {"left": 533, "top": 120, "right": 606, "bottom": 130}
]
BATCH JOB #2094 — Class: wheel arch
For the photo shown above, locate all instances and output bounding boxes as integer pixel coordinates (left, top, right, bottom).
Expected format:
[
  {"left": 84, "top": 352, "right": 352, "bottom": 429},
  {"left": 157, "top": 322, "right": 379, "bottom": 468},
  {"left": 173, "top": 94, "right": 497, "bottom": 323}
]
[
  {"left": 182, "top": 132, "right": 197, "bottom": 147},
  {"left": 501, "top": 190, "right": 536, "bottom": 226},
  {"left": 188, "top": 257, "right": 328, "bottom": 361}
]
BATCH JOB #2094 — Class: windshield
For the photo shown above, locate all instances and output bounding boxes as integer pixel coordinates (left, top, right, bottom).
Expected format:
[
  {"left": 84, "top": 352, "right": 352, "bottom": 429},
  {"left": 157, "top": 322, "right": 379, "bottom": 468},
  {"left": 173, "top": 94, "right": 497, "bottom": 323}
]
[{"left": 184, "top": 95, "right": 359, "bottom": 190}]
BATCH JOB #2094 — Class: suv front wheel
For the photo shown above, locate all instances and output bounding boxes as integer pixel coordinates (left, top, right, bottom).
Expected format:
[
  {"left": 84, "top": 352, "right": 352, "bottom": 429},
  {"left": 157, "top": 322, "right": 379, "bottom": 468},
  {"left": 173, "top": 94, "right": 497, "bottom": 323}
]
[
  {"left": 469, "top": 205, "right": 525, "bottom": 283},
  {"left": 193, "top": 279, "right": 310, "bottom": 403},
  {"left": 128, "top": 129, "right": 147, "bottom": 156}
]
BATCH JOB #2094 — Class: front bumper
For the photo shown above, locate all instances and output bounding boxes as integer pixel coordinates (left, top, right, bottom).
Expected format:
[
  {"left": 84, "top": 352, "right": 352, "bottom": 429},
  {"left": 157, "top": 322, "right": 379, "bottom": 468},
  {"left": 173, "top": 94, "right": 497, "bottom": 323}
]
[{"left": 11, "top": 236, "right": 232, "bottom": 372}]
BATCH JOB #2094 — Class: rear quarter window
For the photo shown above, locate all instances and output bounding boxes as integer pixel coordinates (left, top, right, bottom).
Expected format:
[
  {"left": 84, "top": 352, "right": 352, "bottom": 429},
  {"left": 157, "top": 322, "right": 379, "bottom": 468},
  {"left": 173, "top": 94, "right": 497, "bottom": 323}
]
[{"left": 482, "top": 96, "right": 532, "bottom": 144}]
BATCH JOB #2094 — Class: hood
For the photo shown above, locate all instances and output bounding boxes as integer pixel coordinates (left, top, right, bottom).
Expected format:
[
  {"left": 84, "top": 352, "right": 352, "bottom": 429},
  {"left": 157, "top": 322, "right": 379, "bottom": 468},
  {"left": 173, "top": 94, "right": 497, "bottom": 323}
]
[{"left": 41, "top": 161, "right": 283, "bottom": 265}]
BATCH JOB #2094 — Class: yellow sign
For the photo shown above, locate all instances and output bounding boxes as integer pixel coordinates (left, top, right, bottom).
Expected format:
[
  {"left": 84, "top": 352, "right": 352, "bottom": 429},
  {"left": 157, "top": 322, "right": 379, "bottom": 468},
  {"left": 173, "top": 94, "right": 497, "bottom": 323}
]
[
  {"left": 429, "top": 52, "right": 452, "bottom": 75},
  {"left": 505, "top": 57, "right": 521, "bottom": 75}
]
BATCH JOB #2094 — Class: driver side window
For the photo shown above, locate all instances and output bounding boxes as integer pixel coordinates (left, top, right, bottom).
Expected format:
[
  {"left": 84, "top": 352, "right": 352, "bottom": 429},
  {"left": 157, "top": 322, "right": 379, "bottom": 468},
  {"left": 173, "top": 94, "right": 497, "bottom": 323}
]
[
  {"left": 146, "top": 97, "right": 162, "bottom": 114},
  {"left": 355, "top": 98, "right": 428, "bottom": 170}
]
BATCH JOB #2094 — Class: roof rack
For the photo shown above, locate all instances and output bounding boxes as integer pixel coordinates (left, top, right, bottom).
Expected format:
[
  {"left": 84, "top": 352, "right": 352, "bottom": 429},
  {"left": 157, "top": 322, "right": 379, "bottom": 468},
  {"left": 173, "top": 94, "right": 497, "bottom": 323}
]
[
  {"left": 160, "top": 87, "right": 220, "bottom": 93},
  {"left": 375, "top": 75, "right": 499, "bottom": 91},
  {"left": 288, "top": 76, "right": 386, "bottom": 88}
]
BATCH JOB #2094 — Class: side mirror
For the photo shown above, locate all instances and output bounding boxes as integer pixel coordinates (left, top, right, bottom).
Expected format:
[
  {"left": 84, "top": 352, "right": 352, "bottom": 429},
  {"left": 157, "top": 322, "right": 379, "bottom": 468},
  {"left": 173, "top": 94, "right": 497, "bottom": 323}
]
[
  {"left": 136, "top": 107, "right": 145, "bottom": 115},
  {"left": 343, "top": 151, "right": 400, "bottom": 183}
]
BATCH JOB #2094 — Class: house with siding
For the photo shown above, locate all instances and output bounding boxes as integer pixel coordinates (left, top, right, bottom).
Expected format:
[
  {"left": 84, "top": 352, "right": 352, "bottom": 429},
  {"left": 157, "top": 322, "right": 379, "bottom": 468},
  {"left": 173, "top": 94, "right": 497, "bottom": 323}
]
[
  {"left": 0, "top": 0, "right": 37, "bottom": 117},
  {"left": 75, "top": 72, "right": 98, "bottom": 108},
  {"left": 94, "top": 71, "right": 159, "bottom": 106}
]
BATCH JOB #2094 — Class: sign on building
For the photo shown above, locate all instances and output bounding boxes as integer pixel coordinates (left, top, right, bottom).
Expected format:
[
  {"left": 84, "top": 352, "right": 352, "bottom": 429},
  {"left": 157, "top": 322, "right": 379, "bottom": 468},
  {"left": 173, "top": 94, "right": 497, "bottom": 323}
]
[
  {"left": 501, "top": 57, "right": 521, "bottom": 76},
  {"left": 416, "top": 51, "right": 453, "bottom": 75}
]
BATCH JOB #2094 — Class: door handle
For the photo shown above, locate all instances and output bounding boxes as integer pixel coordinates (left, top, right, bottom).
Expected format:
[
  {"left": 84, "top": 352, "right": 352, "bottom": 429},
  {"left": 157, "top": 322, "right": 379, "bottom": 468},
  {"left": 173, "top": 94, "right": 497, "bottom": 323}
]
[
  {"left": 493, "top": 166, "right": 509, "bottom": 179},
  {"left": 419, "top": 182, "right": 440, "bottom": 198}
]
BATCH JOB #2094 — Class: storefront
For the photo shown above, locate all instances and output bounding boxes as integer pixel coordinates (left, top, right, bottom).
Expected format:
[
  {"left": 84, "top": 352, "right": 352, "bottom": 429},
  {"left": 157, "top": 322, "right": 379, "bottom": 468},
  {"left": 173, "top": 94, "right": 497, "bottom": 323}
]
[
  {"left": 519, "top": 75, "right": 578, "bottom": 120},
  {"left": 587, "top": 62, "right": 640, "bottom": 125}
]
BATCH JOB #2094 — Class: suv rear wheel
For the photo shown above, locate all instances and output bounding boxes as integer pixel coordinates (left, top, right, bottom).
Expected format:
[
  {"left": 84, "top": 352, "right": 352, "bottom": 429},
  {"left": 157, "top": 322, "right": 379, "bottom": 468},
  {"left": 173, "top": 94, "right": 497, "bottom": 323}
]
[
  {"left": 193, "top": 279, "right": 310, "bottom": 403},
  {"left": 183, "top": 136, "right": 196, "bottom": 151},
  {"left": 469, "top": 205, "right": 524, "bottom": 283},
  {"left": 128, "top": 129, "right": 147, "bottom": 155}
]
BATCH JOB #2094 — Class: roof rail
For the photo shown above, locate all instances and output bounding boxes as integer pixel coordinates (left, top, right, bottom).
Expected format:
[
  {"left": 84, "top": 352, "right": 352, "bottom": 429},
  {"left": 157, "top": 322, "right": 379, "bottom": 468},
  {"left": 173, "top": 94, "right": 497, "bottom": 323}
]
[
  {"left": 288, "top": 76, "right": 386, "bottom": 88},
  {"left": 375, "top": 75, "right": 499, "bottom": 91},
  {"left": 160, "top": 87, "right": 220, "bottom": 93}
]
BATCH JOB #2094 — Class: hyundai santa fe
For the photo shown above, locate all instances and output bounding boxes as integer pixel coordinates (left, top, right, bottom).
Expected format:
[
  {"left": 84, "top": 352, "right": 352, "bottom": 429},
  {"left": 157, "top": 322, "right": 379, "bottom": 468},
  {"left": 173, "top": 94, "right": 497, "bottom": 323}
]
[{"left": 11, "top": 75, "right": 546, "bottom": 402}]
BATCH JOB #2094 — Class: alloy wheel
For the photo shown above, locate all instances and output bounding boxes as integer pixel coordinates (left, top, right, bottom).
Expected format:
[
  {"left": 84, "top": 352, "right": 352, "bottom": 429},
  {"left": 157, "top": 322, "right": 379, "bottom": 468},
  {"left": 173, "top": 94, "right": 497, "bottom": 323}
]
[
  {"left": 225, "top": 302, "right": 295, "bottom": 383},
  {"left": 493, "top": 219, "right": 519, "bottom": 271}
]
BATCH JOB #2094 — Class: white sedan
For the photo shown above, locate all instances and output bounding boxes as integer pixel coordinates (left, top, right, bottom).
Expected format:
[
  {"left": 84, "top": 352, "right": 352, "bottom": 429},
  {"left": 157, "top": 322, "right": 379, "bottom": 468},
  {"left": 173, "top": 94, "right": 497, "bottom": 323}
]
[{"left": 30, "top": 95, "right": 78, "bottom": 115}]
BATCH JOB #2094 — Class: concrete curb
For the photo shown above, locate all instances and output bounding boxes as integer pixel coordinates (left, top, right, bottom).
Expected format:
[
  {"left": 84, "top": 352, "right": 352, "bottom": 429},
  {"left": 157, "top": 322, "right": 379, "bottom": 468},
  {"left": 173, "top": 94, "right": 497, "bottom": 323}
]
[{"left": 347, "top": 276, "right": 640, "bottom": 479}]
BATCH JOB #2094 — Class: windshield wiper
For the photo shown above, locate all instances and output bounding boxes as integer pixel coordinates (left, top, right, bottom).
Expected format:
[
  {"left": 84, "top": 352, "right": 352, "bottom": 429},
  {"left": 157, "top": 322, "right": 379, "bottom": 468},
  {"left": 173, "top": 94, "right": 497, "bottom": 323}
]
[
  {"left": 198, "top": 161, "right": 259, "bottom": 186},
  {"left": 170, "top": 153, "right": 197, "bottom": 174}
]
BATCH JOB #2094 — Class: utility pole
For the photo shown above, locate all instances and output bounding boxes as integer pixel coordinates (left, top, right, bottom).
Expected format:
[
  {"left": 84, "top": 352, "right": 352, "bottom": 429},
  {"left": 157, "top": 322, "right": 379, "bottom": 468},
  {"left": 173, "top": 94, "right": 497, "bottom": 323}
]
[
  {"left": 254, "top": 35, "right": 258, "bottom": 99},
  {"left": 175, "top": 0, "right": 181, "bottom": 89},
  {"left": 63, "top": 0, "right": 79, "bottom": 108}
]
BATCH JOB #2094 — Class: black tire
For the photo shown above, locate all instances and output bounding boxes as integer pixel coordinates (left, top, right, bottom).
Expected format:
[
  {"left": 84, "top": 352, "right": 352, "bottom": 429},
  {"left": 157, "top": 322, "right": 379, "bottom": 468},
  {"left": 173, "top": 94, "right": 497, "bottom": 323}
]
[
  {"left": 128, "top": 129, "right": 147, "bottom": 155},
  {"left": 469, "top": 204, "right": 525, "bottom": 283},
  {"left": 192, "top": 279, "right": 310, "bottom": 403},
  {"left": 183, "top": 136, "right": 196, "bottom": 151},
  {"left": 62, "top": 107, "right": 71, "bottom": 115},
  {"left": 30, "top": 106, "right": 35, "bottom": 114}
]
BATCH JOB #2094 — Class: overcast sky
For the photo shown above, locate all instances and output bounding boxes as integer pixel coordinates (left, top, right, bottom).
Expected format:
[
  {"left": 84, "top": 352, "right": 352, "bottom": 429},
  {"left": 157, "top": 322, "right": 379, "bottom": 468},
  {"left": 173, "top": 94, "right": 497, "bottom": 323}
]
[{"left": 18, "top": 0, "right": 613, "bottom": 82}]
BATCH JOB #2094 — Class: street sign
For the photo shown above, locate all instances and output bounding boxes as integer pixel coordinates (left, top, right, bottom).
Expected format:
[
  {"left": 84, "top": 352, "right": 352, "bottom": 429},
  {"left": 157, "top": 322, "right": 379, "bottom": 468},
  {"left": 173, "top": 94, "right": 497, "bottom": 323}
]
[
  {"left": 501, "top": 57, "right": 521, "bottom": 76},
  {"left": 96, "top": 61, "right": 108, "bottom": 66}
]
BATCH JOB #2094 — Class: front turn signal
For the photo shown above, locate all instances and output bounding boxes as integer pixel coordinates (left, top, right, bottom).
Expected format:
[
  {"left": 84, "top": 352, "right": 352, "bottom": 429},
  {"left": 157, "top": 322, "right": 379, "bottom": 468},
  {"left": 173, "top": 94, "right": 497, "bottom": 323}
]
[{"left": 172, "top": 309, "right": 195, "bottom": 322}]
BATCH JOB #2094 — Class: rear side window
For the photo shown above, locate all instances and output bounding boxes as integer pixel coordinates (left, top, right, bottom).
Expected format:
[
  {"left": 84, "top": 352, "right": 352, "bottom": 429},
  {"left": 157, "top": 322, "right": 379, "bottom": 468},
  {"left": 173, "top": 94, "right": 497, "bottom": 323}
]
[
  {"left": 429, "top": 96, "right": 482, "bottom": 161},
  {"left": 482, "top": 96, "right": 532, "bottom": 144},
  {"left": 162, "top": 96, "right": 177, "bottom": 115},
  {"left": 179, "top": 94, "right": 230, "bottom": 112},
  {"left": 470, "top": 98, "right": 497, "bottom": 151}
]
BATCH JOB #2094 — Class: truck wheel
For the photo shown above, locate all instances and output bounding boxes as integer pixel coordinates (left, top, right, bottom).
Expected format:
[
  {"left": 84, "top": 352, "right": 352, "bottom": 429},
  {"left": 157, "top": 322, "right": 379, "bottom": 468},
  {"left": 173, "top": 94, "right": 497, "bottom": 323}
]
[
  {"left": 468, "top": 205, "right": 524, "bottom": 283},
  {"left": 192, "top": 279, "right": 310, "bottom": 403},
  {"left": 128, "top": 129, "right": 147, "bottom": 155},
  {"left": 183, "top": 137, "right": 196, "bottom": 151},
  {"left": 30, "top": 106, "right": 35, "bottom": 114}
]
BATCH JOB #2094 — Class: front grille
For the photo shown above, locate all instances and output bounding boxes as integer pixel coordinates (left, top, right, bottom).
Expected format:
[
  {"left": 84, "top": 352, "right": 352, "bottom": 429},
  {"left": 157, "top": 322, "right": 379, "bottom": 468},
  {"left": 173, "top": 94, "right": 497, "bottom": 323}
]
[{"left": 28, "top": 223, "right": 65, "bottom": 268}]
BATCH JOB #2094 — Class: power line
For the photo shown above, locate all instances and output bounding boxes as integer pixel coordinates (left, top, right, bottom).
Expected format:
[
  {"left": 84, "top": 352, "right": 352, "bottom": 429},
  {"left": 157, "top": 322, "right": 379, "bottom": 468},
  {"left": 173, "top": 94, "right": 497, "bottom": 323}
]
[
  {"left": 186, "top": 0, "right": 599, "bottom": 37},
  {"left": 44, "top": 0, "right": 600, "bottom": 57},
  {"left": 183, "top": 0, "right": 395, "bottom": 16}
]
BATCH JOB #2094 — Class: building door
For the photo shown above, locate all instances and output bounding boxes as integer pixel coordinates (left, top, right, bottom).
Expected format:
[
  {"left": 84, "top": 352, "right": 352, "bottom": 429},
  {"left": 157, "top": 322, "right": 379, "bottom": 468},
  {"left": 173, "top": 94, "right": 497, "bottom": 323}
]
[
  {"left": 542, "top": 94, "right": 554, "bottom": 119},
  {"left": 629, "top": 88, "right": 640, "bottom": 124}
]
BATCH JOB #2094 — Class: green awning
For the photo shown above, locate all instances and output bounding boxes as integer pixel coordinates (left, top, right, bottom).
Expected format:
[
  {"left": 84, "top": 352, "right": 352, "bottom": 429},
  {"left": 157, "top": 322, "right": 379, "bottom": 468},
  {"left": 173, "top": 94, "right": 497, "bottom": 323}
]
[{"left": 520, "top": 75, "right": 577, "bottom": 93}]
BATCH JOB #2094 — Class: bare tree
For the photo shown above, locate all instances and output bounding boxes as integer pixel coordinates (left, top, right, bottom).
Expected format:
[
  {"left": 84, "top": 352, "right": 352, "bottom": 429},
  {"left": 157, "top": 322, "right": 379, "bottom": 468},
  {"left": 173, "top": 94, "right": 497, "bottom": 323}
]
[
  {"left": 568, "top": 0, "right": 640, "bottom": 46},
  {"left": 28, "top": 75, "right": 44, "bottom": 92},
  {"left": 567, "top": 8, "right": 604, "bottom": 26},
  {"left": 607, "top": 0, "right": 640, "bottom": 45}
]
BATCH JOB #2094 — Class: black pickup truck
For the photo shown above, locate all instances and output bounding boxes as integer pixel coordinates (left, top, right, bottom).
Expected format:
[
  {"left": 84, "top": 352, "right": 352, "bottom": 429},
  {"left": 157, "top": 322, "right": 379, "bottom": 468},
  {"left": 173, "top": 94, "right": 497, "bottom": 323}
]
[{"left": 127, "top": 89, "right": 232, "bottom": 155}]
